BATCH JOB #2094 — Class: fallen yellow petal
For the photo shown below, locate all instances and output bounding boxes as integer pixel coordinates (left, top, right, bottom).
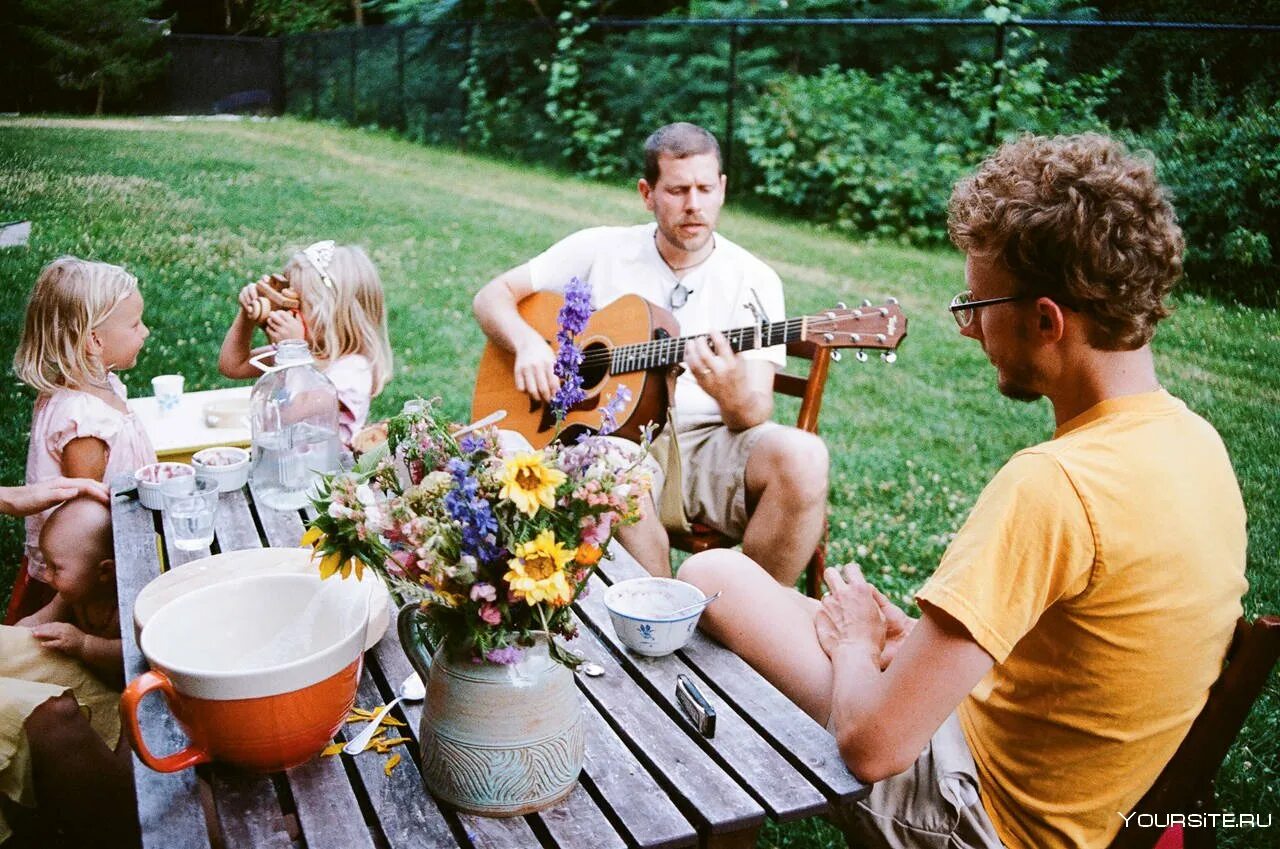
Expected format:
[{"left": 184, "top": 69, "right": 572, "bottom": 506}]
[
  {"left": 362, "top": 734, "right": 386, "bottom": 753},
  {"left": 321, "top": 741, "right": 346, "bottom": 757},
  {"left": 378, "top": 716, "right": 407, "bottom": 728},
  {"left": 384, "top": 754, "right": 401, "bottom": 776}
]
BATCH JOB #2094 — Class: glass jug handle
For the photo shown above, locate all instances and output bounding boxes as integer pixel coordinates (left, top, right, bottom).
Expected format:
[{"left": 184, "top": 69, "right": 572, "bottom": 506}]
[{"left": 249, "top": 349, "right": 278, "bottom": 374}]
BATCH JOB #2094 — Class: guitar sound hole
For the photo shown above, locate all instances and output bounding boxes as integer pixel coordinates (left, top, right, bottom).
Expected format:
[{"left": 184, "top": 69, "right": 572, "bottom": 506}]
[{"left": 579, "top": 342, "right": 610, "bottom": 390}]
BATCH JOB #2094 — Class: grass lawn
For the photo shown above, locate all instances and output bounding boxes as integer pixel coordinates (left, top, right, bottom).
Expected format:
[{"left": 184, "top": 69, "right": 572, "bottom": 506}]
[{"left": 1, "top": 116, "right": 1277, "bottom": 847}]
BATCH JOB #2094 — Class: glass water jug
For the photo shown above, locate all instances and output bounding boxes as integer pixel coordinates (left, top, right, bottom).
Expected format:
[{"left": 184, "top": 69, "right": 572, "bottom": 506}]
[{"left": 249, "top": 339, "right": 341, "bottom": 510}]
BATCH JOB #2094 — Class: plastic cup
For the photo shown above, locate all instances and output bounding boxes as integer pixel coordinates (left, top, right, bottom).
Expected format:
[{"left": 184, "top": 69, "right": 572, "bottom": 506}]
[
  {"left": 162, "top": 475, "right": 218, "bottom": 551},
  {"left": 152, "top": 374, "right": 185, "bottom": 417}
]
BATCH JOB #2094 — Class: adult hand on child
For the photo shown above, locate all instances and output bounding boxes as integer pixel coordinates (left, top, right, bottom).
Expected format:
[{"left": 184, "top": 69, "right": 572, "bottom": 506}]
[
  {"left": 0, "top": 478, "right": 110, "bottom": 517},
  {"left": 30, "top": 621, "right": 87, "bottom": 656},
  {"left": 265, "top": 310, "right": 305, "bottom": 342},
  {"left": 814, "top": 565, "right": 887, "bottom": 666}
]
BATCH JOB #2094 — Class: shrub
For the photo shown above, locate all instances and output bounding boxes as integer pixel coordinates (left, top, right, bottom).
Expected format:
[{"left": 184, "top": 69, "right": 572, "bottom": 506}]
[
  {"left": 736, "top": 55, "right": 1117, "bottom": 245},
  {"left": 738, "top": 66, "right": 970, "bottom": 245},
  {"left": 1132, "top": 77, "right": 1280, "bottom": 307}
]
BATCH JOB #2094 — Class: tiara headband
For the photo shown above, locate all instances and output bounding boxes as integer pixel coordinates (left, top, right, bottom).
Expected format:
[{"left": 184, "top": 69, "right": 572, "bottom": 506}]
[{"left": 302, "top": 240, "right": 337, "bottom": 291}]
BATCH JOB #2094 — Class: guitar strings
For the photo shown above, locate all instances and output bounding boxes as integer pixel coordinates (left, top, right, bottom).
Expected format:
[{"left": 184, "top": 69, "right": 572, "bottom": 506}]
[{"left": 571, "top": 314, "right": 873, "bottom": 370}]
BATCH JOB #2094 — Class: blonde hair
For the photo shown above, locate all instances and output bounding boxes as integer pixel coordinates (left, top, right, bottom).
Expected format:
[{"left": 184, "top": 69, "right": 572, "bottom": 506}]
[
  {"left": 13, "top": 257, "right": 140, "bottom": 394},
  {"left": 283, "top": 244, "right": 392, "bottom": 394}
]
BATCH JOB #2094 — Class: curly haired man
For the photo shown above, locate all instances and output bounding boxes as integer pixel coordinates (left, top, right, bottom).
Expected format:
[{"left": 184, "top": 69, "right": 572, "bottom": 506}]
[{"left": 680, "top": 134, "right": 1247, "bottom": 849}]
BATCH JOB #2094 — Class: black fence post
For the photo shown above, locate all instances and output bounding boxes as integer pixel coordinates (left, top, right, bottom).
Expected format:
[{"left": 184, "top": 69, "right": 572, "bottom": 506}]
[
  {"left": 349, "top": 29, "right": 358, "bottom": 124},
  {"left": 725, "top": 23, "right": 739, "bottom": 183},
  {"left": 275, "top": 36, "right": 287, "bottom": 115},
  {"left": 397, "top": 28, "right": 407, "bottom": 131},
  {"left": 987, "top": 21, "right": 1006, "bottom": 146},
  {"left": 310, "top": 37, "right": 319, "bottom": 118}
]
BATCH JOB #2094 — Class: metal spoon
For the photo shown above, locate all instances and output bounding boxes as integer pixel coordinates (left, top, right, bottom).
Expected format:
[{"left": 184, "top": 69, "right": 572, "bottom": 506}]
[
  {"left": 343, "top": 672, "right": 425, "bottom": 755},
  {"left": 664, "top": 590, "right": 722, "bottom": 620}
]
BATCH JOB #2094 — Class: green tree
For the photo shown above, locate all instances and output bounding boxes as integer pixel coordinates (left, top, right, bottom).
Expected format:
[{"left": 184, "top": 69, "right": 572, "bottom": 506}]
[{"left": 19, "top": 0, "right": 168, "bottom": 115}]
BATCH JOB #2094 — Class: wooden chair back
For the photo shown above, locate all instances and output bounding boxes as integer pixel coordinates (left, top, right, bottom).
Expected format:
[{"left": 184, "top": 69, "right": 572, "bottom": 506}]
[
  {"left": 669, "top": 339, "right": 832, "bottom": 597},
  {"left": 1108, "top": 615, "right": 1280, "bottom": 849}
]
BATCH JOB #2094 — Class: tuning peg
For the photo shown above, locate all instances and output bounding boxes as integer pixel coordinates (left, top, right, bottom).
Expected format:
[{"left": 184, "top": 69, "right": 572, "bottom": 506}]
[
  {"left": 848, "top": 333, "right": 862, "bottom": 343},
  {"left": 887, "top": 297, "right": 899, "bottom": 305},
  {"left": 861, "top": 298, "right": 872, "bottom": 307},
  {"left": 823, "top": 332, "right": 835, "bottom": 342},
  {"left": 881, "top": 351, "right": 897, "bottom": 364},
  {"left": 836, "top": 301, "right": 847, "bottom": 309},
  {"left": 855, "top": 350, "right": 869, "bottom": 362},
  {"left": 825, "top": 311, "right": 837, "bottom": 320},
  {"left": 876, "top": 334, "right": 887, "bottom": 344},
  {"left": 830, "top": 350, "right": 842, "bottom": 363},
  {"left": 878, "top": 307, "right": 889, "bottom": 317}
]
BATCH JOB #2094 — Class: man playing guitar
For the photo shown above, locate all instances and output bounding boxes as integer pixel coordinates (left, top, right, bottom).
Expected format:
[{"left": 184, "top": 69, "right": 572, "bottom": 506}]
[{"left": 472, "top": 122, "right": 828, "bottom": 585}]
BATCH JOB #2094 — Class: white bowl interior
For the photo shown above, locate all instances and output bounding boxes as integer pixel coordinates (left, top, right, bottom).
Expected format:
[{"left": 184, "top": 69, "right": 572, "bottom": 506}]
[
  {"left": 604, "top": 577, "right": 705, "bottom": 622},
  {"left": 192, "top": 447, "right": 249, "bottom": 469},
  {"left": 603, "top": 578, "right": 706, "bottom": 657},
  {"left": 140, "top": 572, "right": 372, "bottom": 699}
]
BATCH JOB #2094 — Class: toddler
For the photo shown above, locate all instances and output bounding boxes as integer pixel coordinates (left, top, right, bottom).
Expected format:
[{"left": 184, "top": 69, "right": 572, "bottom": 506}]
[
  {"left": 13, "top": 257, "right": 156, "bottom": 583},
  {"left": 219, "top": 241, "right": 393, "bottom": 446},
  {"left": 1, "top": 497, "right": 133, "bottom": 847}
]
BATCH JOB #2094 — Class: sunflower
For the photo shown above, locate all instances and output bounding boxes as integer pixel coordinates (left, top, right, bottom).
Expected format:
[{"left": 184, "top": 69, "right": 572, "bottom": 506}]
[
  {"left": 499, "top": 452, "right": 566, "bottom": 516},
  {"left": 301, "top": 526, "right": 364, "bottom": 579},
  {"left": 504, "top": 530, "right": 576, "bottom": 606}
]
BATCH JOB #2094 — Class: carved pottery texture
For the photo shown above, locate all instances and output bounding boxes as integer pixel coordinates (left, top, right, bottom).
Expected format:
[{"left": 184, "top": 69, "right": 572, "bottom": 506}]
[{"left": 422, "top": 713, "right": 585, "bottom": 815}]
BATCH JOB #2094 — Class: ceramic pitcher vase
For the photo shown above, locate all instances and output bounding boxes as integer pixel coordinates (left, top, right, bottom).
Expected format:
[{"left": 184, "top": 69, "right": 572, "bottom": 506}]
[{"left": 397, "top": 604, "right": 585, "bottom": 817}]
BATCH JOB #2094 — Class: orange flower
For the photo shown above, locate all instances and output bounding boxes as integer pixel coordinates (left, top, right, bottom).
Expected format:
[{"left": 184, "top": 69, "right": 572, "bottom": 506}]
[{"left": 575, "top": 544, "right": 603, "bottom": 566}]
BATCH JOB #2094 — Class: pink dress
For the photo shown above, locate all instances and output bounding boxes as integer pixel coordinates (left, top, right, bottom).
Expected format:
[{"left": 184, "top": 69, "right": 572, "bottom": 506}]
[
  {"left": 323, "top": 354, "right": 374, "bottom": 447},
  {"left": 24, "top": 374, "right": 156, "bottom": 579}
]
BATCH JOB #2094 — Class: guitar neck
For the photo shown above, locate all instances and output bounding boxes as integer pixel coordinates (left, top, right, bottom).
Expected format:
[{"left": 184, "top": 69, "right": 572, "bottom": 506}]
[{"left": 608, "top": 318, "right": 803, "bottom": 375}]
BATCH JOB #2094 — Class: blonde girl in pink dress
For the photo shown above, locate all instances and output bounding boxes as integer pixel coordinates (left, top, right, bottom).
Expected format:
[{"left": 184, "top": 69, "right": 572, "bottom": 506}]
[
  {"left": 13, "top": 257, "right": 157, "bottom": 583},
  {"left": 218, "top": 241, "right": 393, "bottom": 446}
]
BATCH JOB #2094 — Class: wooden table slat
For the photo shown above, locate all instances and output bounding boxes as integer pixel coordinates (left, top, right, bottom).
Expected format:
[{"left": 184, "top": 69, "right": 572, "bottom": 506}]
[
  {"left": 338, "top": 665, "right": 461, "bottom": 849},
  {"left": 597, "top": 554, "right": 870, "bottom": 803},
  {"left": 111, "top": 483, "right": 212, "bottom": 849},
  {"left": 568, "top": 608, "right": 766, "bottom": 832},
  {"left": 209, "top": 771, "right": 292, "bottom": 849},
  {"left": 287, "top": 753, "right": 379, "bottom": 849},
  {"left": 214, "top": 488, "right": 264, "bottom": 552},
  {"left": 579, "top": 707, "right": 697, "bottom": 849},
  {"left": 536, "top": 781, "right": 627, "bottom": 849},
  {"left": 576, "top": 575, "right": 827, "bottom": 821},
  {"left": 256, "top": 501, "right": 307, "bottom": 549}
]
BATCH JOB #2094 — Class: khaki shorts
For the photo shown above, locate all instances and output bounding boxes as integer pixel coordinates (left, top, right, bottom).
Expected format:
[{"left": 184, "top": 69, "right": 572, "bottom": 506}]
[
  {"left": 832, "top": 714, "right": 1005, "bottom": 849},
  {"left": 642, "top": 414, "right": 782, "bottom": 538}
]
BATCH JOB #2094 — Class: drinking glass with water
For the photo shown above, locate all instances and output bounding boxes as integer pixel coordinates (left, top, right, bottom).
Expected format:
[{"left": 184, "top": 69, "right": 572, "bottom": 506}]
[{"left": 162, "top": 474, "right": 219, "bottom": 551}]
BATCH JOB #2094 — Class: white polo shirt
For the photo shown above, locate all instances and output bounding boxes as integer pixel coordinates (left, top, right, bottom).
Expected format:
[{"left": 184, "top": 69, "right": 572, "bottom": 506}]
[{"left": 527, "top": 223, "right": 787, "bottom": 419}]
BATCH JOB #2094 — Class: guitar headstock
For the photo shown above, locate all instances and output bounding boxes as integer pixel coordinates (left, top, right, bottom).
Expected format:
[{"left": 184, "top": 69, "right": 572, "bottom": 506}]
[{"left": 801, "top": 299, "right": 908, "bottom": 361}]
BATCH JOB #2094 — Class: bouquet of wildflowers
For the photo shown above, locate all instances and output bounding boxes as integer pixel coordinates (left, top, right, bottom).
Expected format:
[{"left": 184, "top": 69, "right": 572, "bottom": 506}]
[{"left": 302, "top": 280, "right": 650, "bottom": 667}]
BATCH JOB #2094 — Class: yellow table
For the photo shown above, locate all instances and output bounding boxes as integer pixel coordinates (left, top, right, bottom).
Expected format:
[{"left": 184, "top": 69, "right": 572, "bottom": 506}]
[{"left": 128, "top": 386, "right": 252, "bottom": 464}]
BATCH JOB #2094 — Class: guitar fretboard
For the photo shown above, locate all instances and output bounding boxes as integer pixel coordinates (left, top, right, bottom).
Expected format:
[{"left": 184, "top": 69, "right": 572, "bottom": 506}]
[{"left": 608, "top": 318, "right": 804, "bottom": 375}]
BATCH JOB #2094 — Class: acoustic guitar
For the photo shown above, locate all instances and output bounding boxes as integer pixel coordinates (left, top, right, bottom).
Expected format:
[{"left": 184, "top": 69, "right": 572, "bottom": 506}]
[{"left": 472, "top": 292, "right": 908, "bottom": 449}]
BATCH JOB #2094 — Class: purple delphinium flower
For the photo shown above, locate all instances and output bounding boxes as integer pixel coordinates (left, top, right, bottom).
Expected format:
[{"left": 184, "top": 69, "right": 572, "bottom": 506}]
[
  {"left": 597, "top": 385, "right": 632, "bottom": 436},
  {"left": 485, "top": 645, "right": 525, "bottom": 665},
  {"left": 442, "top": 458, "right": 502, "bottom": 563},
  {"left": 551, "top": 277, "right": 593, "bottom": 418},
  {"left": 459, "top": 434, "right": 486, "bottom": 455}
]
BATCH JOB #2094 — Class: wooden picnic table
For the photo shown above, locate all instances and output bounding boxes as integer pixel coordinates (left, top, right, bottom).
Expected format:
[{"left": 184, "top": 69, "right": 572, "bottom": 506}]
[{"left": 112, "top": 480, "right": 868, "bottom": 849}]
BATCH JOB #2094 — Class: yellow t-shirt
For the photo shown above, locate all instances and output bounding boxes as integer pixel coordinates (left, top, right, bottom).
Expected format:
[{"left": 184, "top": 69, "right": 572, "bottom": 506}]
[{"left": 917, "top": 390, "right": 1247, "bottom": 849}]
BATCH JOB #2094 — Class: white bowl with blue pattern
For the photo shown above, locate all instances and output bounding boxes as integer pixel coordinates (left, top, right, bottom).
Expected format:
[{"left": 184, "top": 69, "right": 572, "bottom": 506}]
[{"left": 603, "top": 577, "right": 706, "bottom": 657}]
